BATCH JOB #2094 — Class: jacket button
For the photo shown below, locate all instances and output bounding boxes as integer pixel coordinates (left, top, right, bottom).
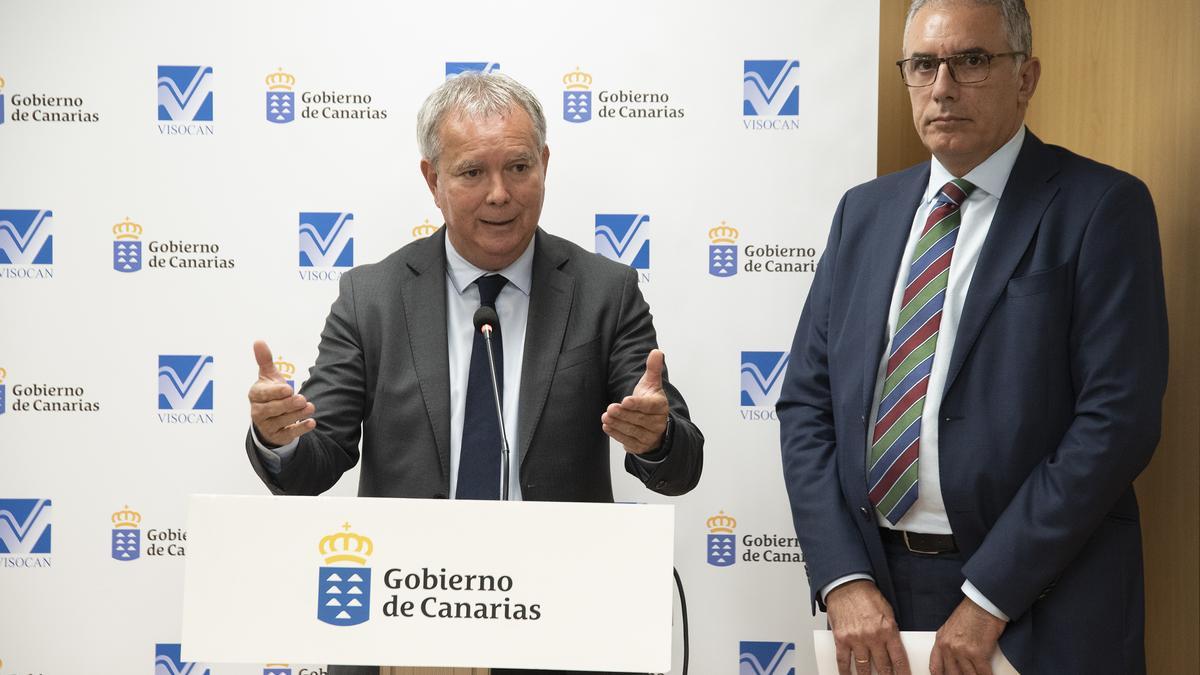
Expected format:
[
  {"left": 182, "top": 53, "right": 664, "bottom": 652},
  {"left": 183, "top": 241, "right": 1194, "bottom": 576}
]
[
  {"left": 859, "top": 506, "right": 871, "bottom": 521},
  {"left": 655, "top": 480, "right": 667, "bottom": 489}
]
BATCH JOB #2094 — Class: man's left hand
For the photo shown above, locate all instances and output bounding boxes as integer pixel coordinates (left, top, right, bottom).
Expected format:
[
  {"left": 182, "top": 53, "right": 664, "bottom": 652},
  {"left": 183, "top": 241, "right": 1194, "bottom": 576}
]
[
  {"left": 602, "top": 349, "right": 669, "bottom": 455},
  {"left": 930, "top": 597, "right": 1007, "bottom": 675}
]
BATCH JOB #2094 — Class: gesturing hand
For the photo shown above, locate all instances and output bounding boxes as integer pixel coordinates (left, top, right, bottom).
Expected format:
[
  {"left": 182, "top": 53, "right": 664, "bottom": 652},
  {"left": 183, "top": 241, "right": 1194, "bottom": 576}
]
[
  {"left": 247, "top": 340, "right": 316, "bottom": 447},
  {"left": 601, "top": 349, "right": 670, "bottom": 455}
]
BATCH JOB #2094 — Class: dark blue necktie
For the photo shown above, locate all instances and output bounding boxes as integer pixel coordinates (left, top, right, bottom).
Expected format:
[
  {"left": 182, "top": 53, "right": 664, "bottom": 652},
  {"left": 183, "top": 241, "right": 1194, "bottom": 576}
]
[{"left": 457, "top": 274, "right": 508, "bottom": 500}]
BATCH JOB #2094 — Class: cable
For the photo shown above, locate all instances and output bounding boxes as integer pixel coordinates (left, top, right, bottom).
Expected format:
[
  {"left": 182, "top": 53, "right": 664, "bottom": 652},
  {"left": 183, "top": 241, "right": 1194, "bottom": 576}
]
[{"left": 673, "top": 566, "right": 689, "bottom": 675}]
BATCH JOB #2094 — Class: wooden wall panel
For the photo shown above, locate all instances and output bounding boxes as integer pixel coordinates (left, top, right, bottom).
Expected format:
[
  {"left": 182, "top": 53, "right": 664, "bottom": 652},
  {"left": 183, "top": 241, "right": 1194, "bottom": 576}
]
[
  {"left": 878, "top": 0, "right": 927, "bottom": 175},
  {"left": 877, "top": 1, "right": 1199, "bottom": 672},
  {"left": 1021, "top": 2, "right": 1200, "bottom": 672}
]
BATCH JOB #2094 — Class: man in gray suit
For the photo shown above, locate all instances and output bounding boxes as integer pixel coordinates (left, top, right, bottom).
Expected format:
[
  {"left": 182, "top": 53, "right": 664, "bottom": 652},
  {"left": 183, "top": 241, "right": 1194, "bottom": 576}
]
[
  {"left": 244, "top": 71, "right": 701, "bottom": 668},
  {"left": 247, "top": 71, "right": 701, "bottom": 502}
]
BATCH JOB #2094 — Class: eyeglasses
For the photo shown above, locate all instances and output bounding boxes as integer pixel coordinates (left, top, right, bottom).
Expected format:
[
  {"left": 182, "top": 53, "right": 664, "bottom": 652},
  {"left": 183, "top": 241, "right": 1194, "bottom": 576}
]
[{"left": 896, "top": 51, "right": 1026, "bottom": 87}]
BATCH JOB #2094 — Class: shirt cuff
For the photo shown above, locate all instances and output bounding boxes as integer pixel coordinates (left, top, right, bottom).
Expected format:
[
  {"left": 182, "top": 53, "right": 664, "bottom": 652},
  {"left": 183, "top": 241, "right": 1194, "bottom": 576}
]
[
  {"left": 820, "top": 573, "right": 875, "bottom": 604},
  {"left": 962, "top": 579, "right": 1010, "bottom": 621},
  {"left": 630, "top": 415, "right": 673, "bottom": 465},
  {"left": 250, "top": 426, "right": 299, "bottom": 475}
]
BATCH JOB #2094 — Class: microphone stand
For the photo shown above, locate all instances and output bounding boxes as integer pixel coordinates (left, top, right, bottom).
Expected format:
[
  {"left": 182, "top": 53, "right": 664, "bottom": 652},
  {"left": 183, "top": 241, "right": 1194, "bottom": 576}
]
[{"left": 480, "top": 324, "right": 510, "bottom": 501}]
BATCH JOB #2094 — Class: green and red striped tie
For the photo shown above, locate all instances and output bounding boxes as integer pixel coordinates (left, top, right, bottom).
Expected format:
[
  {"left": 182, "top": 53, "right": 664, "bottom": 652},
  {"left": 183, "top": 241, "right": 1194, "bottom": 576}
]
[{"left": 869, "top": 178, "right": 975, "bottom": 525}]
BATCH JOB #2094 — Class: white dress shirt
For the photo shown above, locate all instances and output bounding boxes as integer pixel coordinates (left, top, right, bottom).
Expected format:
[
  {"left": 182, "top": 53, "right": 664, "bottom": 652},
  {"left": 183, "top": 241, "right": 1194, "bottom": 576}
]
[{"left": 822, "top": 127, "right": 1027, "bottom": 621}]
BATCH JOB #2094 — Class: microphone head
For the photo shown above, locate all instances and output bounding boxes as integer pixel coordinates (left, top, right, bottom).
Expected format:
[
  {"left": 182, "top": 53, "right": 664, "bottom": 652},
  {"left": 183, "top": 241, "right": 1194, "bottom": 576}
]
[{"left": 473, "top": 306, "right": 500, "bottom": 333}]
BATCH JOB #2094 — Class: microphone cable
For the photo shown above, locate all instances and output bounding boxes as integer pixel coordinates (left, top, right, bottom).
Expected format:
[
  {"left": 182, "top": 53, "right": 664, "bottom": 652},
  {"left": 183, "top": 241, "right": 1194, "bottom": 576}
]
[{"left": 673, "top": 566, "right": 689, "bottom": 675}]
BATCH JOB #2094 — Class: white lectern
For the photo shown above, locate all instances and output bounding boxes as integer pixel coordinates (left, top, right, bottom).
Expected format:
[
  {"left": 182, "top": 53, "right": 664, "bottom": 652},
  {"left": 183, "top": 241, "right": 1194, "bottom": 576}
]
[{"left": 182, "top": 495, "right": 675, "bottom": 673}]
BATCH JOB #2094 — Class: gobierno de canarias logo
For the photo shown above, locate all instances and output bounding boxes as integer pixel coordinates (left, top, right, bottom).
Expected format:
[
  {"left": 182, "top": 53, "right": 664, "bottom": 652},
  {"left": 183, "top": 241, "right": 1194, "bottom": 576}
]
[
  {"left": 317, "top": 522, "right": 373, "bottom": 626},
  {"left": 112, "top": 505, "right": 142, "bottom": 561},
  {"left": 707, "top": 511, "right": 736, "bottom": 567},
  {"left": 709, "top": 222, "right": 739, "bottom": 277}
]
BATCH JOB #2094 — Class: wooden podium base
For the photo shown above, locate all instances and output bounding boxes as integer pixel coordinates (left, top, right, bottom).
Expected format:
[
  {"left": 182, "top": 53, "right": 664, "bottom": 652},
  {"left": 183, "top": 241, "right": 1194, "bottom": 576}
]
[{"left": 381, "top": 662, "right": 489, "bottom": 667}]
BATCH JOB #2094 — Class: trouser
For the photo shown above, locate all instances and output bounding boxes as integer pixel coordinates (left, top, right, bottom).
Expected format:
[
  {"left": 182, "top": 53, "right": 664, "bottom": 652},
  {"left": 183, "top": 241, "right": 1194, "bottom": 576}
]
[{"left": 880, "top": 531, "right": 967, "bottom": 631}]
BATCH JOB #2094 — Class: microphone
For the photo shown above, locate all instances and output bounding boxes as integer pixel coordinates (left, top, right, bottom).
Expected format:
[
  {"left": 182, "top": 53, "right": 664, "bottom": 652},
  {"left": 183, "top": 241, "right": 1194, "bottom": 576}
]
[
  {"left": 472, "top": 306, "right": 499, "bottom": 334},
  {"left": 472, "top": 306, "right": 510, "bottom": 500}
]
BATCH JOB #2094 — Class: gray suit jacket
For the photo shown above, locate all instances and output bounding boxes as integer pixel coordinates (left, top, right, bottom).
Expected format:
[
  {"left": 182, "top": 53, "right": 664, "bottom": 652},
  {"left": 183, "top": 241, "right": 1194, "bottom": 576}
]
[{"left": 247, "top": 226, "right": 702, "bottom": 499}]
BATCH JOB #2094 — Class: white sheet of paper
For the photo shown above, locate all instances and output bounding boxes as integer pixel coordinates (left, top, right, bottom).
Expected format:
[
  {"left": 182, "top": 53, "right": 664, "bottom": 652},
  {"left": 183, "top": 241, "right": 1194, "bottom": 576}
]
[{"left": 813, "top": 630, "right": 1019, "bottom": 675}]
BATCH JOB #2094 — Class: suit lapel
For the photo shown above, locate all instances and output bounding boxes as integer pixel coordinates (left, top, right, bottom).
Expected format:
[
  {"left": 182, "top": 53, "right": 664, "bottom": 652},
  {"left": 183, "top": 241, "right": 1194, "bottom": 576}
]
[
  {"left": 518, "top": 231, "right": 575, "bottom": 467},
  {"left": 398, "top": 229, "right": 452, "bottom": 483},
  {"left": 941, "top": 133, "right": 1060, "bottom": 397},
  {"left": 861, "top": 166, "right": 930, "bottom": 418}
]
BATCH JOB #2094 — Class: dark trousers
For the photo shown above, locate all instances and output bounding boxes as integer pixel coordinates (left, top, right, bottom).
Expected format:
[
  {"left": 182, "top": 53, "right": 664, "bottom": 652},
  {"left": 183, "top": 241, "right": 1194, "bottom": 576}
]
[{"left": 881, "top": 532, "right": 967, "bottom": 631}]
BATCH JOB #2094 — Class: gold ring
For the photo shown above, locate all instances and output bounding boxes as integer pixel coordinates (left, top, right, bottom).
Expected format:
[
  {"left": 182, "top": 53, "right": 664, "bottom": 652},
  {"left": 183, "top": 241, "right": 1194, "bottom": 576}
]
[{"left": 855, "top": 658, "right": 870, "bottom": 664}]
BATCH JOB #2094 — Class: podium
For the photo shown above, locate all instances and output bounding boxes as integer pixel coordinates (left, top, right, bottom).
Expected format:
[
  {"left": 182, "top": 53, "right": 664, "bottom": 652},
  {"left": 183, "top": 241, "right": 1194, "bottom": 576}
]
[
  {"left": 181, "top": 495, "right": 675, "bottom": 672},
  {"left": 379, "top": 662, "right": 482, "bottom": 667}
]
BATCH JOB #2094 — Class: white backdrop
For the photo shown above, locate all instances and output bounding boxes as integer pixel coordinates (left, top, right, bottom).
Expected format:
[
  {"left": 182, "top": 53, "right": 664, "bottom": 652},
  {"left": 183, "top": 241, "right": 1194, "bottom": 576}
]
[{"left": 0, "top": 1, "right": 879, "bottom": 673}]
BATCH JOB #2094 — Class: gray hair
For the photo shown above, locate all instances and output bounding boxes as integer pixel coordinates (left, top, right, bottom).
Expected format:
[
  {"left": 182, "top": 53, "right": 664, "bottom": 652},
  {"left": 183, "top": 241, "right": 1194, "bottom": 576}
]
[
  {"left": 905, "top": 0, "right": 1032, "bottom": 56},
  {"left": 416, "top": 72, "right": 547, "bottom": 166}
]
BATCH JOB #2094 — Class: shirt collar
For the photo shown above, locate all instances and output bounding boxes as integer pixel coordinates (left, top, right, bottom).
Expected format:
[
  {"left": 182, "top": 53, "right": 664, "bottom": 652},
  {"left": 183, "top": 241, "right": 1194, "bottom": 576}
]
[
  {"left": 444, "top": 230, "right": 535, "bottom": 297},
  {"left": 926, "top": 125, "right": 1026, "bottom": 202}
]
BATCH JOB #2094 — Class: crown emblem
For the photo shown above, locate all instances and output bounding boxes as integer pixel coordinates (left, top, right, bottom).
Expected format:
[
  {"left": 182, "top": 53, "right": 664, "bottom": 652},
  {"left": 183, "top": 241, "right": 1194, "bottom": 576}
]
[
  {"left": 412, "top": 219, "right": 438, "bottom": 239},
  {"left": 0, "top": 75, "right": 5, "bottom": 90},
  {"left": 274, "top": 357, "right": 296, "bottom": 380},
  {"left": 563, "top": 67, "right": 592, "bottom": 90},
  {"left": 113, "top": 217, "right": 143, "bottom": 240},
  {"left": 0, "top": 367, "right": 6, "bottom": 383},
  {"left": 320, "top": 522, "right": 374, "bottom": 565},
  {"left": 709, "top": 221, "right": 739, "bottom": 244},
  {"left": 266, "top": 68, "right": 296, "bottom": 91},
  {"left": 112, "top": 505, "right": 142, "bottom": 528},
  {"left": 707, "top": 511, "right": 737, "bottom": 533}
]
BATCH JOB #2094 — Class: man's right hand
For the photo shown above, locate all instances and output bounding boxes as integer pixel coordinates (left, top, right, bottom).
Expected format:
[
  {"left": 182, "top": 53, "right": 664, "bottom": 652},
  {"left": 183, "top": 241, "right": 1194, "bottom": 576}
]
[
  {"left": 827, "top": 579, "right": 911, "bottom": 675},
  {"left": 248, "top": 340, "right": 316, "bottom": 447}
]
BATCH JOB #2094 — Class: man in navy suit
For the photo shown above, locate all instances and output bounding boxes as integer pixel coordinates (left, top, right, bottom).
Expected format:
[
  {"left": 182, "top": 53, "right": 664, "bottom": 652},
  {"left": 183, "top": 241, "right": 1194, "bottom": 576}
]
[{"left": 778, "top": 1, "right": 1167, "bottom": 674}]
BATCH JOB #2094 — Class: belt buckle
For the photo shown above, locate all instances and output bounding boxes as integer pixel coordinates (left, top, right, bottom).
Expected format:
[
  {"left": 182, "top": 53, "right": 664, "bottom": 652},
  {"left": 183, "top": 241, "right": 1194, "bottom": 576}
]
[{"left": 902, "top": 530, "right": 942, "bottom": 555}]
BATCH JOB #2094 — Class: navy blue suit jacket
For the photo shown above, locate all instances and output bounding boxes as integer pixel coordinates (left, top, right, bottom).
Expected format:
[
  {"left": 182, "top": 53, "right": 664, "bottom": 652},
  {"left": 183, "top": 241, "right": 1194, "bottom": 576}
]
[{"left": 778, "top": 131, "right": 1167, "bottom": 674}]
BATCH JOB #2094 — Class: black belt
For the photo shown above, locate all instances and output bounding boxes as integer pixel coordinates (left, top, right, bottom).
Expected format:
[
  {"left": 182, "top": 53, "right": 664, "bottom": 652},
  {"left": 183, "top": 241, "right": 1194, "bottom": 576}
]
[{"left": 880, "top": 528, "right": 958, "bottom": 555}]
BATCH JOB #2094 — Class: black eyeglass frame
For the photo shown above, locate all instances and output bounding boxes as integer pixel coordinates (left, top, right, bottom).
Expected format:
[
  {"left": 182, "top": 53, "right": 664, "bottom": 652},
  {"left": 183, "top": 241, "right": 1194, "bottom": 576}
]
[{"left": 895, "top": 51, "right": 1028, "bottom": 87}]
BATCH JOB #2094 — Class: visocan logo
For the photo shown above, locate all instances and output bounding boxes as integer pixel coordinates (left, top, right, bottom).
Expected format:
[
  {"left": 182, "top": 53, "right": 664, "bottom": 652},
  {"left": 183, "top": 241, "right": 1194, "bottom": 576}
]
[
  {"left": 595, "top": 213, "right": 650, "bottom": 270},
  {"left": 740, "top": 351, "right": 788, "bottom": 420}
]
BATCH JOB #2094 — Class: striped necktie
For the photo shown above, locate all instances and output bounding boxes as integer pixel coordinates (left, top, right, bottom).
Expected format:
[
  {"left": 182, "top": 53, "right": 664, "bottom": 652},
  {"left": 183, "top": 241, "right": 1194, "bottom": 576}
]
[{"left": 868, "top": 178, "right": 975, "bottom": 525}]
